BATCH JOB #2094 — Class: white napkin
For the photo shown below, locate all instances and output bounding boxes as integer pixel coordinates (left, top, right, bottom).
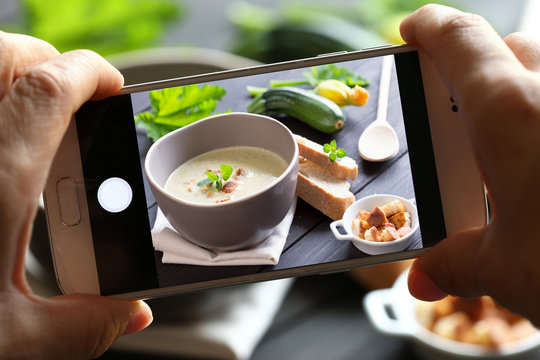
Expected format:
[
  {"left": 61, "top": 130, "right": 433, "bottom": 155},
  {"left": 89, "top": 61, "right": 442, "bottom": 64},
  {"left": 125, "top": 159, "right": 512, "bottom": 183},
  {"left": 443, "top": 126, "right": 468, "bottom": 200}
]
[
  {"left": 152, "top": 198, "right": 297, "bottom": 266},
  {"left": 111, "top": 278, "right": 294, "bottom": 360}
]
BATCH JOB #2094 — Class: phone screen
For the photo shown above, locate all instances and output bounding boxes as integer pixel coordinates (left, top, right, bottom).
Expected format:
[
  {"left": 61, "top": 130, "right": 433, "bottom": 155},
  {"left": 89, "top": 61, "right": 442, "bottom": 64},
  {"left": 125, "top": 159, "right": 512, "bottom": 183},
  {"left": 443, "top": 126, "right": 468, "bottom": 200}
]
[{"left": 75, "top": 50, "right": 446, "bottom": 296}]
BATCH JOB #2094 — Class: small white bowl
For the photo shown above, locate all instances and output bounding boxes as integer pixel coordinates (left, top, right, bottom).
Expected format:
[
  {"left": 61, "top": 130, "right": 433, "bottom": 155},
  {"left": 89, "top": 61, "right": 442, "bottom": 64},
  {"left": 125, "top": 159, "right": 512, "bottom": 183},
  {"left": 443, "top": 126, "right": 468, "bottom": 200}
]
[
  {"left": 363, "top": 269, "right": 540, "bottom": 360},
  {"left": 329, "top": 194, "right": 419, "bottom": 255}
]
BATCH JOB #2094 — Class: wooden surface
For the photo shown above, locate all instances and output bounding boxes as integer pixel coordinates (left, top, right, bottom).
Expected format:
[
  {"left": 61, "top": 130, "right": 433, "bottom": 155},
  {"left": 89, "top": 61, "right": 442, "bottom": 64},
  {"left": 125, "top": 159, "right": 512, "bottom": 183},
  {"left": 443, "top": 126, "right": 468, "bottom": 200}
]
[{"left": 133, "top": 56, "right": 423, "bottom": 288}]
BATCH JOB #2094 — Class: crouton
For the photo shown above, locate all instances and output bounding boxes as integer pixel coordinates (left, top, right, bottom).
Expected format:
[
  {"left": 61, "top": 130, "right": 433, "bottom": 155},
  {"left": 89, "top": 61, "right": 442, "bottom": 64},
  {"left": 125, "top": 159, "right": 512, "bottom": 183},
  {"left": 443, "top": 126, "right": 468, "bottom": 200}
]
[
  {"left": 381, "top": 226, "right": 400, "bottom": 242},
  {"left": 357, "top": 209, "right": 370, "bottom": 221},
  {"left": 380, "top": 200, "right": 406, "bottom": 218},
  {"left": 389, "top": 211, "right": 411, "bottom": 229},
  {"left": 378, "top": 222, "right": 395, "bottom": 231},
  {"left": 353, "top": 218, "right": 371, "bottom": 239},
  {"left": 396, "top": 226, "right": 412, "bottom": 237},
  {"left": 367, "top": 206, "right": 387, "bottom": 228},
  {"left": 364, "top": 226, "right": 383, "bottom": 242},
  {"left": 433, "top": 312, "right": 473, "bottom": 342}
]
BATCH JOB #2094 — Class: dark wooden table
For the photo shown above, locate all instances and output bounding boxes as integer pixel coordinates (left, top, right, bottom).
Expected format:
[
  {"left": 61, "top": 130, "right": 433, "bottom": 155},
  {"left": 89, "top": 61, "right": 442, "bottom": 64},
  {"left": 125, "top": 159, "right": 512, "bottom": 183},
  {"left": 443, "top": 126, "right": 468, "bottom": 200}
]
[{"left": 132, "top": 56, "right": 422, "bottom": 289}]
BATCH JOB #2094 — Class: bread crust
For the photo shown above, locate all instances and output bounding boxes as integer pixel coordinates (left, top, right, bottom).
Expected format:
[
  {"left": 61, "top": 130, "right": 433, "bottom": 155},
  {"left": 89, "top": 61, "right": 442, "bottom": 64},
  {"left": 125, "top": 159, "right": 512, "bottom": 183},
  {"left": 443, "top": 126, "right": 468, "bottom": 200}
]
[
  {"left": 293, "top": 135, "right": 359, "bottom": 220},
  {"left": 295, "top": 134, "right": 358, "bottom": 180},
  {"left": 296, "top": 172, "right": 355, "bottom": 220}
]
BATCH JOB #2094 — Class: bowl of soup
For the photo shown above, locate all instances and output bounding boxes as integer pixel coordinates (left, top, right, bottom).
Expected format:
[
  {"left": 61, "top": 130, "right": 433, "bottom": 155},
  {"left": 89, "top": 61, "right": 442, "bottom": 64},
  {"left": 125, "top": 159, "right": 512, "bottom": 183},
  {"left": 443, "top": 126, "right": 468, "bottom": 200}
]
[{"left": 145, "top": 112, "right": 299, "bottom": 251}]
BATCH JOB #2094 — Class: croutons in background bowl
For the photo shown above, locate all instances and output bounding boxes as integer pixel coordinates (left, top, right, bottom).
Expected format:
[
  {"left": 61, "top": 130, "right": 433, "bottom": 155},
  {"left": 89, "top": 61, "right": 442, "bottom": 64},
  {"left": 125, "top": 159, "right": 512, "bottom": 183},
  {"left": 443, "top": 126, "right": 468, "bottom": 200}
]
[
  {"left": 145, "top": 112, "right": 299, "bottom": 251},
  {"left": 329, "top": 194, "right": 418, "bottom": 255},
  {"left": 363, "top": 269, "right": 540, "bottom": 360}
]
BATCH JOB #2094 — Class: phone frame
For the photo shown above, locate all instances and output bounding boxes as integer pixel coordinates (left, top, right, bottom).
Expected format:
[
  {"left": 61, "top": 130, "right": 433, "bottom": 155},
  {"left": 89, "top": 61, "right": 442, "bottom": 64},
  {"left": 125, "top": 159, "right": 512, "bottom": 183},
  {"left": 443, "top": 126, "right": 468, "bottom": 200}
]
[{"left": 43, "top": 44, "right": 488, "bottom": 299}]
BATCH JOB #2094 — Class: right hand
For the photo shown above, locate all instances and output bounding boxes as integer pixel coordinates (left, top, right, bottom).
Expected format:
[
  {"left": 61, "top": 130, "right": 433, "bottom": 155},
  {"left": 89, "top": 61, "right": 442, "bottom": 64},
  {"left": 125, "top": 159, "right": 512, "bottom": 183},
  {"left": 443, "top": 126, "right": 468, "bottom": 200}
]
[{"left": 401, "top": 5, "right": 540, "bottom": 326}]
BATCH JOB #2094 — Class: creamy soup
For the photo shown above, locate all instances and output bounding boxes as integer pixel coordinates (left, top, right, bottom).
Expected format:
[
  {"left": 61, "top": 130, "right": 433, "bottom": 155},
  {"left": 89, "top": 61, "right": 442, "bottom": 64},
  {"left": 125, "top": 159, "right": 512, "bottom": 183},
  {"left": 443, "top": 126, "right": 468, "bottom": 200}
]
[{"left": 165, "top": 146, "right": 288, "bottom": 204}]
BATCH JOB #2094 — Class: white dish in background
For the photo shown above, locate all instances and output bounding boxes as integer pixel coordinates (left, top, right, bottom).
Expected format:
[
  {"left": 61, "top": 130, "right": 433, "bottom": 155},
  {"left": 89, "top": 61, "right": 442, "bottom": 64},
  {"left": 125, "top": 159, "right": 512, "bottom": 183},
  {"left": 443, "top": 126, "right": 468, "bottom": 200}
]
[
  {"left": 329, "top": 194, "right": 418, "bottom": 255},
  {"left": 363, "top": 270, "right": 540, "bottom": 360}
]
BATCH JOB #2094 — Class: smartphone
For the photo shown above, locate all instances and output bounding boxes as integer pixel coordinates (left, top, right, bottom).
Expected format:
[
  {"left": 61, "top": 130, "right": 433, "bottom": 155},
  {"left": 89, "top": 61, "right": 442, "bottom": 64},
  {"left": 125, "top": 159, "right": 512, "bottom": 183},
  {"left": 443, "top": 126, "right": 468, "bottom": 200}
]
[{"left": 43, "top": 45, "right": 487, "bottom": 299}]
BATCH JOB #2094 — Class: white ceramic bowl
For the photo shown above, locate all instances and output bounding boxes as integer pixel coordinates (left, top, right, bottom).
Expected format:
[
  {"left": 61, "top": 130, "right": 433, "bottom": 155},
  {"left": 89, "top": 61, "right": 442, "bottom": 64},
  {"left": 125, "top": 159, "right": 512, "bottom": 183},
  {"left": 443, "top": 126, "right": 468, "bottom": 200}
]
[
  {"left": 145, "top": 112, "right": 298, "bottom": 251},
  {"left": 363, "top": 270, "right": 540, "bottom": 360},
  {"left": 329, "top": 194, "right": 419, "bottom": 255}
]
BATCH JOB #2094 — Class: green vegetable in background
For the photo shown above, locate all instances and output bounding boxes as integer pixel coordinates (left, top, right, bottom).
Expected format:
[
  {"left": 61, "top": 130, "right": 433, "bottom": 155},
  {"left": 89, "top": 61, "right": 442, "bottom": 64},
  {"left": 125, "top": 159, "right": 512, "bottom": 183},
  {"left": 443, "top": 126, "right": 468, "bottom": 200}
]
[
  {"left": 357, "top": 0, "right": 457, "bottom": 26},
  {"left": 323, "top": 140, "right": 347, "bottom": 162},
  {"left": 228, "top": 2, "right": 385, "bottom": 63},
  {"left": 21, "top": 0, "right": 181, "bottom": 56},
  {"left": 357, "top": 0, "right": 458, "bottom": 44},
  {"left": 270, "top": 64, "right": 370, "bottom": 88},
  {"left": 135, "top": 84, "right": 227, "bottom": 141},
  {"left": 228, "top": 1, "right": 461, "bottom": 62},
  {"left": 246, "top": 64, "right": 370, "bottom": 107},
  {"left": 248, "top": 86, "right": 346, "bottom": 134}
]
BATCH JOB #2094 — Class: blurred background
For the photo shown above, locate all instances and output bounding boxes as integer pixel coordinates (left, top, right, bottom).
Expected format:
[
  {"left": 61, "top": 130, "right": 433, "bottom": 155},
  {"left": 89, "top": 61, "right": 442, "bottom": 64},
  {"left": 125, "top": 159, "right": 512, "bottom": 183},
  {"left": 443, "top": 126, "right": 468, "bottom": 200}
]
[
  {"left": 0, "top": 0, "right": 531, "bottom": 68},
  {"left": 2, "top": 0, "right": 537, "bottom": 359}
]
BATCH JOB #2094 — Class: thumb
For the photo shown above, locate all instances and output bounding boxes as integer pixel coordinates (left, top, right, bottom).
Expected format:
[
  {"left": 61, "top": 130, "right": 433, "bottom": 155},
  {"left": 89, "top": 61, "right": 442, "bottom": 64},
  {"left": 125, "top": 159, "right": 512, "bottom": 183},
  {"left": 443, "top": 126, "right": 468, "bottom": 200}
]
[
  {"left": 408, "top": 227, "right": 488, "bottom": 301},
  {"left": 34, "top": 294, "right": 152, "bottom": 359}
]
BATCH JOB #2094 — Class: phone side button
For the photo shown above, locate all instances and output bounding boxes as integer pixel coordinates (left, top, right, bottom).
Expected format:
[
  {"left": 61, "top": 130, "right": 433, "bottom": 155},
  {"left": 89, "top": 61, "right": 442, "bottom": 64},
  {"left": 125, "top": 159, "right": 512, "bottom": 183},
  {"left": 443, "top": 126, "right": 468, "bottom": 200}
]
[
  {"left": 362, "top": 44, "right": 393, "bottom": 51},
  {"left": 56, "top": 177, "right": 81, "bottom": 227},
  {"left": 316, "top": 51, "right": 348, "bottom": 57}
]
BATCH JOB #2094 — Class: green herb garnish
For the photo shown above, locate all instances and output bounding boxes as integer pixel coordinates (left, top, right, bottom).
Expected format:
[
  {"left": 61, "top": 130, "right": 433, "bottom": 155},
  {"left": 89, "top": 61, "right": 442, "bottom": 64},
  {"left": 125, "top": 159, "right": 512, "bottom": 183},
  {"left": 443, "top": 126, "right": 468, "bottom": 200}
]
[
  {"left": 323, "top": 140, "right": 346, "bottom": 162},
  {"left": 197, "top": 164, "right": 233, "bottom": 190},
  {"left": 135, "top": 84, "right": 228, "bottom": 141},
  {"left": 270, "top": 64, "right": 369, "bottom": 88}
]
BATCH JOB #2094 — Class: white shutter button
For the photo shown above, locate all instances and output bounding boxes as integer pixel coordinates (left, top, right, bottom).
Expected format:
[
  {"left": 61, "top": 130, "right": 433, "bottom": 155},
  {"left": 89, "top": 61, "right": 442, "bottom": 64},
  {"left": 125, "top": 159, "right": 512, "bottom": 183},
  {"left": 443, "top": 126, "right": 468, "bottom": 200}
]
[{"left": 97, "top": 177, "right": 133, "bottom": 213}]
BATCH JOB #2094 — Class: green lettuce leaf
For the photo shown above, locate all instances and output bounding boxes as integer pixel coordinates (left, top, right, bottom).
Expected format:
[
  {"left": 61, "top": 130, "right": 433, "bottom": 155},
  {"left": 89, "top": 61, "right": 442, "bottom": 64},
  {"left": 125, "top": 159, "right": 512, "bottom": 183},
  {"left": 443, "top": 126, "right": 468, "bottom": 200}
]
[
  {"left": 270, "top": 64, "right": 369, "bottom": 88},
  {"left": 135, "top": 84, "right": 227, "bottom": 141},
  {"left": 305, "top": 64, "right": 369, "bottom": 88}
]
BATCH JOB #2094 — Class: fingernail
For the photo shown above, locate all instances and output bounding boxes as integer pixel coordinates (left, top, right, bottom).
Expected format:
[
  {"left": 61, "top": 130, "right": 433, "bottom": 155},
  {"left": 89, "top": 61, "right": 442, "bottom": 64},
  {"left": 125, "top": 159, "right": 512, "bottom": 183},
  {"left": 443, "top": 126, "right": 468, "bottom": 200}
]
[
  {"left": 408, "top": 269, "right": 448, "bottom": 301},
  {"left": 122, "top": 301, "right": 153, "bottom": 336}
]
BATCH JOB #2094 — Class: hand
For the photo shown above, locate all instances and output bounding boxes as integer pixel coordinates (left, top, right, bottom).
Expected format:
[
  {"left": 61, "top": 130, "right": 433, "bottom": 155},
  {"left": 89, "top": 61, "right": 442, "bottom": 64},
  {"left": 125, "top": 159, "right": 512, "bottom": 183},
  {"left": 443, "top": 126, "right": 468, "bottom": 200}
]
[
  {"left": 400, "top": 5, "right": 540, "bottom": 326},
  {"left": 0, "top": 31, "right": 152, "bottom": 359}
]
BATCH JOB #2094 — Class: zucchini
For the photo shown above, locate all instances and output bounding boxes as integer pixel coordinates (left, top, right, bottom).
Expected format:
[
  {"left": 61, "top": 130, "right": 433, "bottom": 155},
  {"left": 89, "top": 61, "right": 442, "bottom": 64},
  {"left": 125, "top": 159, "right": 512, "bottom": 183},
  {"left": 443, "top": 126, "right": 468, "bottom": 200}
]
[
  {"left": 230, "top": 3, "right": 384, "bottom": 63},
  {"left": 247, "top": 86, "right": 345, "bottom": 133}
]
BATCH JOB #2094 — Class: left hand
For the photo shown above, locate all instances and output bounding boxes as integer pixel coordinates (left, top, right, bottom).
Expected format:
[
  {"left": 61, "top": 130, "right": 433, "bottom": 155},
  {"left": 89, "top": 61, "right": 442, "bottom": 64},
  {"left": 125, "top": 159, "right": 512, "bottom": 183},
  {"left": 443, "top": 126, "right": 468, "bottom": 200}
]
[{"left": 0, "top": 31, "right": 152, "bottom": 359}]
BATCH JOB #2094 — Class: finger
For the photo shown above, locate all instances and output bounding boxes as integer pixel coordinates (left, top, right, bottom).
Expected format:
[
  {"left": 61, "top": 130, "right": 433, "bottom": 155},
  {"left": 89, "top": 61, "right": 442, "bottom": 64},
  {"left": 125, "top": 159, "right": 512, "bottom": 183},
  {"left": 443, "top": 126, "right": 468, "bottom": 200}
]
[
  {"left": 0, "top": 31, "right": 60, "bottom": 99},
  {"left": 0, "top": 50, "right": 123, "bottom": 289},
  {"left": 1, "top": 48, "right": 124, "bottom": 195},
  {"left": 408, "top": 226, "right": 488, "bottom": 300},
  {"left": 18, "top": 294, "right": 152, "bottom": 359},
  {"left": 400, "top": 5, "right": 524, "bottom": 116},
  {"left": 504, "top": 32, "right": 540, "bottom": 71},
  {"left": 399, "top": 4, "right": 540, "bottom": 210}
]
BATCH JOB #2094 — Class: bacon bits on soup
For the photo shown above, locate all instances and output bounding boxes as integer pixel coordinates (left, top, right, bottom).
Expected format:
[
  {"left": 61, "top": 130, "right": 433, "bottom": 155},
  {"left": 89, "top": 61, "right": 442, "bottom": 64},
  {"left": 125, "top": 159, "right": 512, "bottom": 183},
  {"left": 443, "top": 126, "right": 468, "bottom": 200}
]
[{"left": 165, "top": 146, "right": 287, "bottom": 204}]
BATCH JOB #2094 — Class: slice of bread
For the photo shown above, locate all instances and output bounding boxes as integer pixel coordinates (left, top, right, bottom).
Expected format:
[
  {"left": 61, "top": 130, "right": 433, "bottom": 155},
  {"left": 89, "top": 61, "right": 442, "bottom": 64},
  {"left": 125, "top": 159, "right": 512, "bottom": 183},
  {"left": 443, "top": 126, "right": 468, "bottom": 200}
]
[
  {"left": 296, "top": 157, "right": 355, "bottom": 220},
  {"left": 295, "top": 134, "right": 358, "bottom": 180}
]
